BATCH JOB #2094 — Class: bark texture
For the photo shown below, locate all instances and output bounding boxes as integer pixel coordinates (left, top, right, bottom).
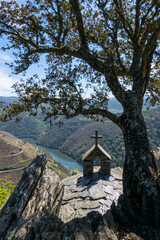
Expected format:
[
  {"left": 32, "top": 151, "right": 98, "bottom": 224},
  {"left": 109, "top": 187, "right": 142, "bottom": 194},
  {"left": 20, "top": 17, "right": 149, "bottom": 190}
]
[{"left": 116, "top": 95, "right": 160, "bottom": 226}]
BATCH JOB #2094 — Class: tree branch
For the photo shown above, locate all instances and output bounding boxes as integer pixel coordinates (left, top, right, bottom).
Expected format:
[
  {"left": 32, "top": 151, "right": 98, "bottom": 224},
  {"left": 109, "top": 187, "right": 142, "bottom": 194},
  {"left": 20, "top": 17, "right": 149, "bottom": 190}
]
[
  {"left": 66, "top": 107, "right": 120, "bottom": 126},
  {"left": 140, "top": 8, "right": 160, "bottom": 48},
  {"left": 69, "top": 0, "right": 88, "bottom": 48},
  {"left": 0, "top": 21, "right": 37, "bottom": 49},
  {"left": 112, "top": 27, "right": 129, "bottom": 75},
  {"left": 132, "top": 23, "right": 159, "bottom": 96},
  {"left": 140, "top": 28, "right": 160, "bottom": 96},
  {"left": 75, "top": 48, "right": 127, "bottom": 104},
  {"left": 113, "top": 0, "right": 133, "bottom": 40},
  {"left": 133, "top": 0, "right": 140, "bottom": 42}
]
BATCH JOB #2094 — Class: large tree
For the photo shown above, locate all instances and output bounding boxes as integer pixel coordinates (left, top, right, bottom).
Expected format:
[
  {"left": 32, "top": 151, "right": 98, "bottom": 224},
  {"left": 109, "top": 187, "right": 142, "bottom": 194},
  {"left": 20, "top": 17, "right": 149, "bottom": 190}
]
[{"left": 0, "top": 0, "right": 160, "bottom": 226}]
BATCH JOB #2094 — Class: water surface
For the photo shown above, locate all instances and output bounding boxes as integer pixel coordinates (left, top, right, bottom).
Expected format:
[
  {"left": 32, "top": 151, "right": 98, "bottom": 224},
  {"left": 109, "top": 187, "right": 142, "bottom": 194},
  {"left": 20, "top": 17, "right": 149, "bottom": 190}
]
[
  {"left": 22, "top": 138, "right": 82, "bottom": 171},
  {"left": 36, "top": 144, "right": 83, "bottom": 171}
]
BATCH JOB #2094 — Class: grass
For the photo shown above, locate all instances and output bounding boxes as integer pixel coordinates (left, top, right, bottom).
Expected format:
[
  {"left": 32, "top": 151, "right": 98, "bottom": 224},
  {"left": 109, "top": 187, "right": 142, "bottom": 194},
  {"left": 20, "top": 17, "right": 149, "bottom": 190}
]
[
  {"left": 0, "top": 177, "right": 15, "bottom": 208},
  {"left": 2, "top": 158, "right": 34, "bottom": 169}
]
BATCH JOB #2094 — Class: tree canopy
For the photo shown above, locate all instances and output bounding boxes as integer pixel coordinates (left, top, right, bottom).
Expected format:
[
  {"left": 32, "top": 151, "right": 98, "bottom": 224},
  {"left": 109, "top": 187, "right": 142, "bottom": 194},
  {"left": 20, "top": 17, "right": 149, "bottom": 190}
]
[{"left": 0, "top": 0, "right": 159, "bottom": 123}]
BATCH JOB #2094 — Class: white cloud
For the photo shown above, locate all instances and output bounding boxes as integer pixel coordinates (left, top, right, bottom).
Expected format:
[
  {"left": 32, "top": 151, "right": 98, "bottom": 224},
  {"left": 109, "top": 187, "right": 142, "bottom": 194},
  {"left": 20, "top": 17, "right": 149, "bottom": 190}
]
[
  {"left": 0, "top": 70, "right": 17, "bottom": 96},
  {"left": 0, "top": 52, "right": 12, "bottom": 62}
]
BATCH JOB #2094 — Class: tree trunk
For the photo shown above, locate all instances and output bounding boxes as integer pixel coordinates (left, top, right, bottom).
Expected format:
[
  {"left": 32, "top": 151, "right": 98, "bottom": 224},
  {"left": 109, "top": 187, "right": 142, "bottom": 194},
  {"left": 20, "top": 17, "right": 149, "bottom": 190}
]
[{"left": 117, "top": 97, "right": 160, "bottom": 226}]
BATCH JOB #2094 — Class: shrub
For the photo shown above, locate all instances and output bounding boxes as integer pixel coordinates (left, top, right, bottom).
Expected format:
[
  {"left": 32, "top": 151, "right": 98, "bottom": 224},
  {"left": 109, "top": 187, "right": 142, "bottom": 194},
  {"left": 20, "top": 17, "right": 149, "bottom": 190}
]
[
  {"left": 71, "top": 168, "right": 80, "bottom": 175},
  {"left": 0, "top": 177, "right": 15, "bottom": 208}
]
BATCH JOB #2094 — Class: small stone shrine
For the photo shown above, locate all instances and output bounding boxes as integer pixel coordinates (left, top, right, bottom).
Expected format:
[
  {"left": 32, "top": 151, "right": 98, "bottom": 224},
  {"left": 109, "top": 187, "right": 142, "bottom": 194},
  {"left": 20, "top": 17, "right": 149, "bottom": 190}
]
[{"left": 82, "top": 131, "right": 111, "bottom": 177}]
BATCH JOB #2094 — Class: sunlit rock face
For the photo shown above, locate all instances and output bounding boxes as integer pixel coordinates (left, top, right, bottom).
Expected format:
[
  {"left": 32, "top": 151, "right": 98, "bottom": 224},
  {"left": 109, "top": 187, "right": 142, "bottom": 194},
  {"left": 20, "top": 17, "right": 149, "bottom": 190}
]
[
  {"left": 0, "top": 155, "right": 63, "bottom": 240},
  {"left": 0, "top": 155, "right": 143, "bottom": 240},
  {"left": 155, "top": 147, "right": 160, "bottom": 170},
  {"left": 59, "top": 168, "right": 123, "bottom": 223}
]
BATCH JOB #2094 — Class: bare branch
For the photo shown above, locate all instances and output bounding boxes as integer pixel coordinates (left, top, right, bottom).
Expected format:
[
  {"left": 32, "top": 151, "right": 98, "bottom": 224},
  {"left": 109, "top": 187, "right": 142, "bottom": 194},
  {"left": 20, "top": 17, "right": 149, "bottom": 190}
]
[{"left": 82, "top": 108, "right": 120, "bottom": 125}]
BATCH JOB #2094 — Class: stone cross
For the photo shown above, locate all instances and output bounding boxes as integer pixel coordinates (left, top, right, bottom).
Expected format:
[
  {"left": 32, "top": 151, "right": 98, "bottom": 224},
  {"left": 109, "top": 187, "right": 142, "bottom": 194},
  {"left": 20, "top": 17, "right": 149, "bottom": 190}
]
[{"left": 91, "top": 131, "right": 103, "bottom": 146}]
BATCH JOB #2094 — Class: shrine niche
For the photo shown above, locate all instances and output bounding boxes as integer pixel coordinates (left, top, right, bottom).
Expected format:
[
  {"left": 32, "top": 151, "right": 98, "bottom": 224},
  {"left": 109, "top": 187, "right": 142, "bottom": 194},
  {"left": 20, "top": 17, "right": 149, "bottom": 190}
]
[{"left": 82, "top": 131, "right": 111, "bottom": 177}]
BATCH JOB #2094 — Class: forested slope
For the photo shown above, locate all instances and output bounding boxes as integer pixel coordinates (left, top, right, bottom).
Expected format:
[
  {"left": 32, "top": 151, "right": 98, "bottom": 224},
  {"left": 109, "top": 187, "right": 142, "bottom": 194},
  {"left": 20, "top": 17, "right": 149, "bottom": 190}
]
[
  {"left": 0, "top": 97, "right": 159, "bottom": 167},
  {"left": 37, "top": 108, "right": 160, "bottom": 167}
]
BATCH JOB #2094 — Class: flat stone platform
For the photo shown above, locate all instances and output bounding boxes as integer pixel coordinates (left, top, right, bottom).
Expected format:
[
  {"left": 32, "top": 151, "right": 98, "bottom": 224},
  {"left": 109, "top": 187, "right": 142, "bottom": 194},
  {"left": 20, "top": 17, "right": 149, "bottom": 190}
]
[{"left": 59, "top": 168, "right": 123, "bottom": 223}]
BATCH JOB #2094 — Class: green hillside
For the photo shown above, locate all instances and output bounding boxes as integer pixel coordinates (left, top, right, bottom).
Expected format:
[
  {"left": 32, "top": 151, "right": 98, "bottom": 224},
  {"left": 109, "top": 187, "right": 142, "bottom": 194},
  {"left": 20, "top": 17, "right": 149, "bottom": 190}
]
[
  {"left": 0, "top": 97, "right": 159, "bottom": 168},
  {"left": 37, "top": 108, "right": 160, "bottom": 167},
  {"left": 37, "top": 118, "right": 124, "bottom": 167}
]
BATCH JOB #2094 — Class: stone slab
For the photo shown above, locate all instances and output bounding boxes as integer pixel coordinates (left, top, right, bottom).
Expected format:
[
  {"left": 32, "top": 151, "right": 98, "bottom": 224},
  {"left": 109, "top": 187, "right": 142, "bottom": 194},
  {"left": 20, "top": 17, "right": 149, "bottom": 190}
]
[
  {"left": 89, "top": 187, "right": 106, "bottom": 200},
  {"left": 81, "top": 200, "right": 100, "bottom": 209},
  {"left": 111, "top": 168, "right": 123, "bottom": 180},
  {"left": 63, "top": 192, "right": 79, "bottom": 201},
  {"left": 80, "top": 190, "right": 90, "bottom": 199},
  {"left": 104, "top": 185, "right": 114, "bottom": 195},
  {"left": 105, "top": 199, "right": 113, "bottom": 207}
]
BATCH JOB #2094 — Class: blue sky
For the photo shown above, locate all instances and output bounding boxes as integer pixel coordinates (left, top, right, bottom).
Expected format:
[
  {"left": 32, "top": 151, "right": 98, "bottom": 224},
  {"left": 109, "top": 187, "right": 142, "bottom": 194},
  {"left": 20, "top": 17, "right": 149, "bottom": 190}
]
[
  {"left": 0, "top": 49, "right": 46, "bottom": 96},
  {"left": 0, "top": 0, "right": 19, "bottom": 96},
  {"left": 0, "top": 49, "right": 17, "bottom": 96},
  {"left": 0, "top": 46, "right": 46, "bottom": 96},
  {"left": 0, "top": 0, "right": 109, "bottom": 98},
  {"left": 0, "top": 0, "right": 95, "bottom": 97},
  {"left": 0, "top": 0, "right": 33, "bottom": 96}
]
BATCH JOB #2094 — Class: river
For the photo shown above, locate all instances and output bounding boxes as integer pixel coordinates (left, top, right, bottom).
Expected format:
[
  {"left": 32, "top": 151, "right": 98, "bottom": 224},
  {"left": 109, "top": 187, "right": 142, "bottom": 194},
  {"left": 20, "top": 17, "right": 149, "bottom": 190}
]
[
  {"left": 23, "top": 138, "right": 83, "bottom": 172},
  {"left": 36, "top": 144, "right": 83, "bottom": 171}
]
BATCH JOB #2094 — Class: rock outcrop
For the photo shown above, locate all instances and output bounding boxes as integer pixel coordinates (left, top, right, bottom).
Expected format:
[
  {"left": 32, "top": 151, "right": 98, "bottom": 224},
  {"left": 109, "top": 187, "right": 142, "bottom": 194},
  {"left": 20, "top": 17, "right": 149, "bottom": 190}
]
[
  {"left": 59, "top": 169, "right": 122, "bottom": 223},
  {"left": 155, "top": 147, "right": 160, "bottom": 170},
  {"left": 0, "top": 155, "right": 63, "bottom": 239},
  {"left": 0, "top": 155, "right": 144, "bottom": 240}
]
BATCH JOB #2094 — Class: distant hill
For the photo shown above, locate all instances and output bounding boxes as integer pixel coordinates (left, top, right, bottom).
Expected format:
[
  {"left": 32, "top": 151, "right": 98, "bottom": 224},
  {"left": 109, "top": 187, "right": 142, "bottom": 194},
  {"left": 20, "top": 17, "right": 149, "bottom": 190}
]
[
  {"left": 0, "top": 131, "right": 71, "bottom": 184},
  {"left": 36, "top": 117, "right": 124, "bottom": 167},
  {"left": 0, "top": 95, "right": 154, "bottom": 114},
  {"left": 0, "top": 112, "right": 48, "bottom": 140},
  {"left": 0, "top": 96, "right": 124, "bottom": 112},
  {"left": 0, "top": 96, "right": 18, "bottom": 105},
  {"left": 108, "top": 97, "right": 123, "bottom": 113},
  {"left": 36, "top": 108, "right": 160, "bottom": 167},
  {"left": 0, "top": 96, "right": 159, "bottom": 168}
]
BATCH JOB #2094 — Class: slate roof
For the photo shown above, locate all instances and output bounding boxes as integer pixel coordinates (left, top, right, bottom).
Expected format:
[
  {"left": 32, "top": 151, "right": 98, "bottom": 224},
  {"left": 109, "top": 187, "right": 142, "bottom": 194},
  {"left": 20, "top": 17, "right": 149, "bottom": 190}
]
[{"left": 82, "top": 144, "right": 111, "bottom": 161}]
